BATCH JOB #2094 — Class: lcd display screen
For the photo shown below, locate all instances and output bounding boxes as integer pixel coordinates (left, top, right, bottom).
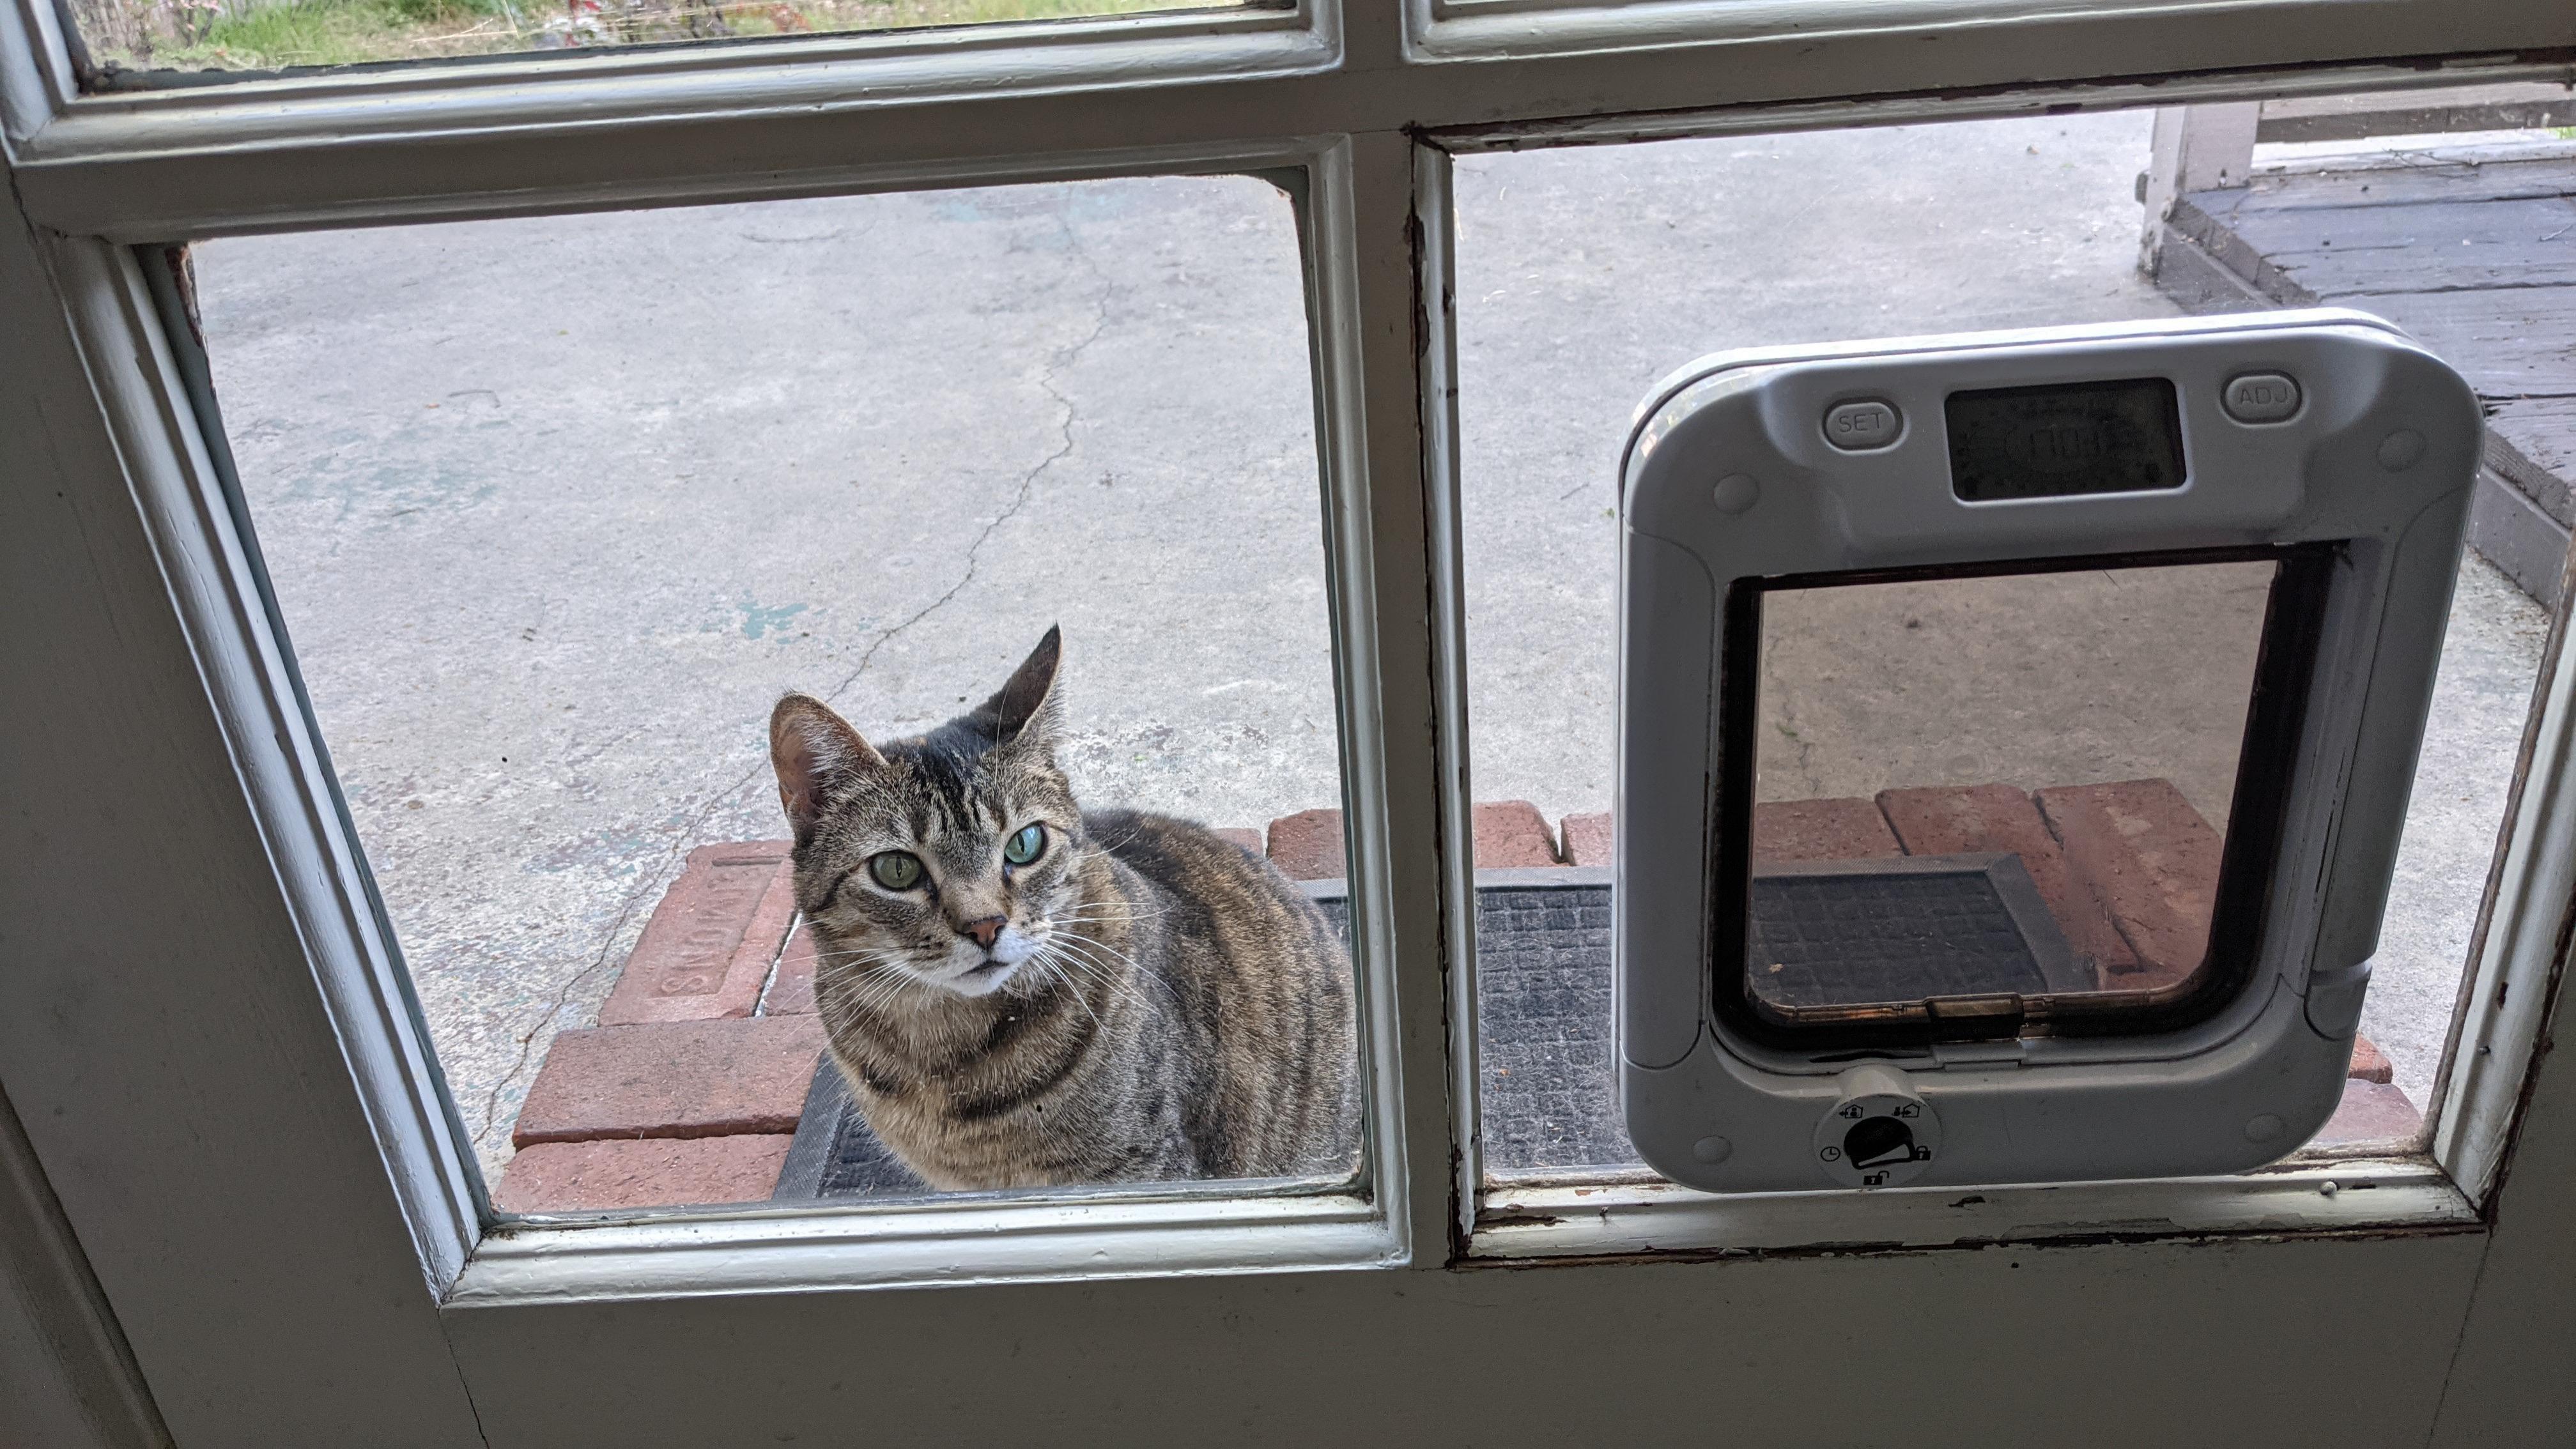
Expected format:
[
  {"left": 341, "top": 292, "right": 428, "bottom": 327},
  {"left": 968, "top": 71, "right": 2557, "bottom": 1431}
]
[{"left": 1947, "top": 378, "right": 2187, "bottom": 501}]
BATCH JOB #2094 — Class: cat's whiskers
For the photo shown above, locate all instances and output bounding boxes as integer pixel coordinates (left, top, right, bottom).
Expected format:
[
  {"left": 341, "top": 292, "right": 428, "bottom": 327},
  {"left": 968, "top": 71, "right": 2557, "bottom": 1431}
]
[
  {"left": 828, "top": 960, "right": 912, "bottom": 993},
  {"left": 1028, "top": 935, "right": 1166, "bottom": 1023},
  {"left": 1028, "top": 955, "right": 1108, "bottom": 1036},
  {"left": 1071, "top": 824, "right": 1153, "bottom": 859},
  {"left": 815, "top": 957, "right": 932, "bottom": 1018},
  {"left": 811, "top": 960, "right": 916, "bottom": 989},
  {"left": 1050, "top": 901, "right": 1171, "bottom": 924},
  {"left": 1035, "top": 947, "right": 1180, "bottom": 1024},
  {"left": 810, "top": 951, "right": 911, "bottom": 989},
  {"left": 815, "top": 976, "right": 902, "bottom": 1020},
  {"left": 1046, "top": 926, "right": 1176, "bottom": 1001},
  {"left": 807, "top": 942, "right": 934, "bottom": 965}
]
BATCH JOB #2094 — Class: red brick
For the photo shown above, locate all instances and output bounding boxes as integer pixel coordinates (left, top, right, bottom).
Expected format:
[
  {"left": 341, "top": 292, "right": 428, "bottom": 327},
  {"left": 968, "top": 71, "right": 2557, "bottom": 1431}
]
[
  {"left": 2035, "top": 780, "right": 2223, "bottom": 992},
  {"left": 2310, "top": 1079, "right": 2423, "bottom": 1148},
  {"left": 1752, "top": 797, "right": 1902, "bottom": 863},
  {"left": 1211, "top": 827, "right": 1263, "bottom": 855},
  {"left": 493, "top": 1135, "right": 792, "bottom": 1214},
  {"left": 1474, "top": 800, "right": 1561, "bottom": 868},
  {"left": 513, "top": 1015, "right": 825, "bottom": 1147},
  {"left": 1878, "top": 784, "right": 2136, "bottom": 985},
  {"left": 2348, "top": 1033, "right": 2395, "bottom": 1084},
  {"left": 597, "top": 843, "right": 799, "bottom": 1026},
  {"left": 1266, "top": 808, "right": 1346, "bottom": 881},
  {"left": 1560, "top": 811, "right": 1613, "bottom": 868},
  {"left": 762, "top": 918, "right": 818, "bottom": 1016}
]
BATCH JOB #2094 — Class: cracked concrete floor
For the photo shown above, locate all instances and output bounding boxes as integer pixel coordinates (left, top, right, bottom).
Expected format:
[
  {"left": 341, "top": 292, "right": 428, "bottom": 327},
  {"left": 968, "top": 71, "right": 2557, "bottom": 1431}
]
[
  {"left": 198, "top": 175, "right": 1331, "bottom": 1184},
  {"left": 1750, "top": 562, "right": 2278, "bottom": 833},
  {"left": 198, "top": 112, "right": 2545, "bottom": 1184}
]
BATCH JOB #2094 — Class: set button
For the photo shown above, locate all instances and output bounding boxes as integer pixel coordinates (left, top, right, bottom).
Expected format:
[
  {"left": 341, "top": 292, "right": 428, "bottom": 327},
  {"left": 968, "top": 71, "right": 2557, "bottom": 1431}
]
[
  {"left": 2223, "top": 372, "right": 2302, "bottom": 424},
  {"left": 1823, "top": 399, "right": 1902, "bottom": 451}
]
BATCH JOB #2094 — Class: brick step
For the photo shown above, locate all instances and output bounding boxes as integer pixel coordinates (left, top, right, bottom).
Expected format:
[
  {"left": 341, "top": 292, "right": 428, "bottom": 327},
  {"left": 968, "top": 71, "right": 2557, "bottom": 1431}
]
[
  {"left": 511, "top": 1015, "right": 824, "bottom": 1149},
  {"left": 2315, "top": 1079, "right": 2423, "bottom": 1147},
  {"left": 494, "top": 1136, "right": 796, "bottom": 1214},
  {"left": 590, "top": 841, "right": 808, "bottom": 1026},
  {"left": 493, "top": 786, "right": 2415, "bottom": 1212}
]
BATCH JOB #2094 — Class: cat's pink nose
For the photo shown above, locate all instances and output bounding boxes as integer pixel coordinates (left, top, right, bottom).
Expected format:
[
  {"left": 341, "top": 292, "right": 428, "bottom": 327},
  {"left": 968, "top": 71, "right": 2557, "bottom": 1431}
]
[{"left": 960, "top": 916, "right": 1005, "bottom": 949}]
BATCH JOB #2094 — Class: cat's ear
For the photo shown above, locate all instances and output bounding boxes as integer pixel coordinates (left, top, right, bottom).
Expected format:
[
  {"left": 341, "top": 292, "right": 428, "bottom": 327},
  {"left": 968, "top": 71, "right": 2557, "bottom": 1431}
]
[
  {"left": 769, "top": 693, "right": 886, "bottom": 841},
  {"left": 981, "top": 625, "right": 1063, "bottom": 752}
]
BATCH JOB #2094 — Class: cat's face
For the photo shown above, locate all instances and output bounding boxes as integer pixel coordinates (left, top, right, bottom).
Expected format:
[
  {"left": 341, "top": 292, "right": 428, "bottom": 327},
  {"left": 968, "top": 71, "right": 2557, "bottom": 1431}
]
[{"left": 770, "top": 629, "right": 1086, "bottom": 1001}]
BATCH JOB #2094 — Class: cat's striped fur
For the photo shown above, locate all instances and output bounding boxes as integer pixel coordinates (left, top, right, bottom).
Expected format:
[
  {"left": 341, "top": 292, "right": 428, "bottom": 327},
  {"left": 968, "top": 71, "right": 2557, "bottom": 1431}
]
[{"left": 768, "top": 628, "right": 1357, "bottom": 1190}]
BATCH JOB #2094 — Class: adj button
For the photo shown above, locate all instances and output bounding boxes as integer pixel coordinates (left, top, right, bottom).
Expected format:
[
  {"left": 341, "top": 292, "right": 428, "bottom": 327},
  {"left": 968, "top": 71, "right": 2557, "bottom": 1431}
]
[
  {"left": 2223, "top": 372, "right": 2302, "bottom": 424},
  {"left": 1823, "top": 399, "right": 1902, "bottom": 452}
]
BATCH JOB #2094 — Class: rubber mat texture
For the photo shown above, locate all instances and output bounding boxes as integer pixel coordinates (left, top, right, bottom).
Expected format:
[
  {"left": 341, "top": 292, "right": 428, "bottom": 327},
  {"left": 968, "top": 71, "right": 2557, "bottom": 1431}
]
[{"left": 776, "top": 865, "right": 2055, "bottom": 1197}]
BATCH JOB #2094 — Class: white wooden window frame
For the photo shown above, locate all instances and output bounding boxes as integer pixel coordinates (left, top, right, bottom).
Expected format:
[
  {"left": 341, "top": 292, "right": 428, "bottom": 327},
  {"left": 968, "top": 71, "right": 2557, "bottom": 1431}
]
[{"left": 4, "top": 0, "right": 2575, "bottom": 1436}]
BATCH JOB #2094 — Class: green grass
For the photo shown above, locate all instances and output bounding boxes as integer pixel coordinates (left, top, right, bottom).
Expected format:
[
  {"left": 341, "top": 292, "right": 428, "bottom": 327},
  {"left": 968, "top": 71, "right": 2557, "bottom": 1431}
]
[
  {"left": 88, "top": 0, "right": 1204, "bottom": 73},
  {"left": 196, "top": 0, "right": 509, "bottom": 68}
]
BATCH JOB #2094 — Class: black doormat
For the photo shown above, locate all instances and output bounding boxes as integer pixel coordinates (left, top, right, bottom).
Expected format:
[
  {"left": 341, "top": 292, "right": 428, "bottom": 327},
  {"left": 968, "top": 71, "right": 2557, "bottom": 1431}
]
[
  {"left": 773, "top": 857, "right": 2056, "bottom": 1198},
  {"left": 1748, "top": 852, "right": 2083, "bottom": 1010}
]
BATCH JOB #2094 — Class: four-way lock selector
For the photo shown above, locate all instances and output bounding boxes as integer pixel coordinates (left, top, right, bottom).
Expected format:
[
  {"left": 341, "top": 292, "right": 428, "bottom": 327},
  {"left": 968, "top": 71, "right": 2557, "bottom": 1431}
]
[{"left": 1809, "top": 1064, "right": 1943, "bottom": 1189}]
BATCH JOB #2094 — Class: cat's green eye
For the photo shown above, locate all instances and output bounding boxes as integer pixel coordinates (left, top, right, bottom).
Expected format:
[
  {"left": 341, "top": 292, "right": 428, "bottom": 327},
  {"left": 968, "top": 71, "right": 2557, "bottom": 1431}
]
[
  {"left": 869, "top": 851, "right": 925, "bottom": 891},
  {"left": 1003, "top": 824, "right": 1046, "bottom": 867}
]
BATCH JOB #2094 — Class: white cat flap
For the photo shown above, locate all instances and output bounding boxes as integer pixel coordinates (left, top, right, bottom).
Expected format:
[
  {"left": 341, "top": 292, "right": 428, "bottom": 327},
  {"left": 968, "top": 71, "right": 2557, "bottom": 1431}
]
[{"left": 1614, "top": 310, "right": 2481, "bottom": 1192}]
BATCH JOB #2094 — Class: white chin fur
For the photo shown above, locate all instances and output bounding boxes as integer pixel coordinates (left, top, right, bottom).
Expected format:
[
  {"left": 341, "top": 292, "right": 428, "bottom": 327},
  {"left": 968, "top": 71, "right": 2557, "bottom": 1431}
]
[
  {"left": 922, "top": 926, "right": 1035, "bottom": 998},
  {"left": 939, "top": 965, "right": 1018, "bottom": 998}
]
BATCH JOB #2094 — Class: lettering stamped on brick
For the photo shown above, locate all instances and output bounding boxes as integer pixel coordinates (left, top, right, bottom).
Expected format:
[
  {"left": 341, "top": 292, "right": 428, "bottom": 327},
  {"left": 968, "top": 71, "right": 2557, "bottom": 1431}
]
[{"left": 597, "top": 842, "right": 799, "bottom": 1025}]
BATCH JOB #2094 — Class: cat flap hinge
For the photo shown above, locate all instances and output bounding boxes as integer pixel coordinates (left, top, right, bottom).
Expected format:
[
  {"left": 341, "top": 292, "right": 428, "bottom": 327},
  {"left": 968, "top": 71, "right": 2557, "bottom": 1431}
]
[{"left": 1925, "top": 993, "right": 2027, "bottom": 1040}]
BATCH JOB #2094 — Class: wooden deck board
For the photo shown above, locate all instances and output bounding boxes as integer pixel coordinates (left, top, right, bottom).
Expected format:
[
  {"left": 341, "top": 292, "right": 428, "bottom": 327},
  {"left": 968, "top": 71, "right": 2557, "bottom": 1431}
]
[
  {"left": 2171, "top": 160, "right": 2574, "bottom": 411},
  {"left": 2219, "top": 197, "right": 2576, "bottom": 296},
  {"left": 2206, "top": 157, "right": 2576, "bottom": 211},
  {"left": 2487, "top": 399, "right": 2576, "bottom": 529},
  {"left": 2160, "top": 152, "right": 2576, "bottom": 602},
  {"left": 2358, "top": 288, "right": 2576, "bottom": 399}
]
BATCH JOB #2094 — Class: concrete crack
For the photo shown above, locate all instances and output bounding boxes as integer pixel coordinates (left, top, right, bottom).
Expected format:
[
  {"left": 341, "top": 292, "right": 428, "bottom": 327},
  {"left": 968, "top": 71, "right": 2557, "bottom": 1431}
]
[
  {"left": 473, "top": 208, "right": 1116, "bottom": 1153},
  {"left": 806, "top": 209, "right": 1113, "bottom": 712},
  {"left": 471, "top": 857, "right": 661, "bottom": 1149}
]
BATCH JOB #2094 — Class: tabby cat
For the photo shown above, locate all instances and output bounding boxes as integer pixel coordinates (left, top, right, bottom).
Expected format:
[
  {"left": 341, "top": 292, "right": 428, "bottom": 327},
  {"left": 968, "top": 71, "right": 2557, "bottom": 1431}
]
[{"left": 767, "top": 627, "right": 1358, "bottom": 1190}]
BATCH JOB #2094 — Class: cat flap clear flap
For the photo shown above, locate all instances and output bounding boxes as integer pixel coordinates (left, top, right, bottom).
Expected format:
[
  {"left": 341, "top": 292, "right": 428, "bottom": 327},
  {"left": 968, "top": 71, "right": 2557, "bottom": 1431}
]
[{"left": 1615, "top": 310, "right": 2483, "bottom": 1193}]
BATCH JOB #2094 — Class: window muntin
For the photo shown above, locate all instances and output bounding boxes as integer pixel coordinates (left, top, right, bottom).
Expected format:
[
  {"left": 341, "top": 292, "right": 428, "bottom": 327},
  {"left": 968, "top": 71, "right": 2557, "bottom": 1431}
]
[{"left": 190, "top": 173, "right": 1362, "bottom": 1217}]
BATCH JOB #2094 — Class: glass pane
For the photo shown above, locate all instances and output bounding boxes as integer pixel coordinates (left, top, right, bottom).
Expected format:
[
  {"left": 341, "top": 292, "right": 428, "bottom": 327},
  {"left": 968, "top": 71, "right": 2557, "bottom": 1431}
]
[
  {"left": 195, "top": 175, "right": 1361, "bottom": 1216},
  {"left": 1456, "top": 102, "right": 2563, "bottom": 1185},
  {"left": 70, "top": 0, "right": 1217, "bottom": 83},
  {"left": 1741, "top": 559, "right": 2279, "bottom": 1027}
]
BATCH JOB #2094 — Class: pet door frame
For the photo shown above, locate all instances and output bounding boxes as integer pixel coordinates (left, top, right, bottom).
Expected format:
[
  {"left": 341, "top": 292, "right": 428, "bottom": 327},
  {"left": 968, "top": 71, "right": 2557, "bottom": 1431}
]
[{"left": 1611, "top": 312, "right": 2490, "bottom": 1195}]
